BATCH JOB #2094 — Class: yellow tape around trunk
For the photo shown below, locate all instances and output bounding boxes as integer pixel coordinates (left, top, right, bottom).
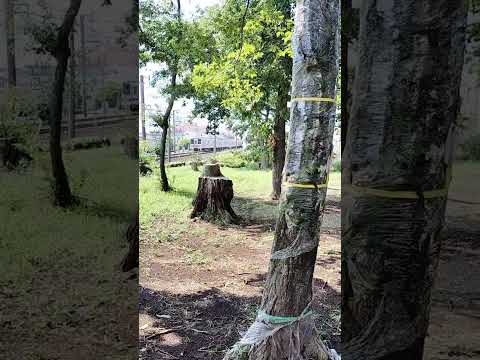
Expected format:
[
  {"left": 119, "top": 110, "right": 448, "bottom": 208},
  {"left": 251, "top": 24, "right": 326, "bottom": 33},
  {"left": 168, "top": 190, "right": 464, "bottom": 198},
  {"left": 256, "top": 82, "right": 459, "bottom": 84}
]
[
  {"left": 291, "top": 97, "right": 336, "bottom": 103},
  {"left": 345, "top": 184, "right": 449, "bottom": 199},
  {"left": 284, "top": 182, "right": 328, "bottom": 189}
]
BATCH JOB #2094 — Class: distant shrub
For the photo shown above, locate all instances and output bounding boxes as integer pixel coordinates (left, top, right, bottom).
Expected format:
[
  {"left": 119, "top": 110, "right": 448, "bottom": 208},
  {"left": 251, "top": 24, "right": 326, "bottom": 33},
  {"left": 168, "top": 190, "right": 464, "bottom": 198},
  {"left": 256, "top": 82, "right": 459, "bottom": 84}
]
[
  {"left": 67, "top": 137, "right": 111, "bottom": 151},
  {"left": 460, "top": 134, "right": 480, "bottom": 161},
  {"left": 190, "top": 155, "right": 203, "bottom": 171},
  {"left": 216, "top": 150, "right": 249, "bottom": 168},
  {"left": 139, "top": 158, "right": 152, "bottom": 176},
  {"left": 331, "top": 159, "right": 341, "bottom": 172}
]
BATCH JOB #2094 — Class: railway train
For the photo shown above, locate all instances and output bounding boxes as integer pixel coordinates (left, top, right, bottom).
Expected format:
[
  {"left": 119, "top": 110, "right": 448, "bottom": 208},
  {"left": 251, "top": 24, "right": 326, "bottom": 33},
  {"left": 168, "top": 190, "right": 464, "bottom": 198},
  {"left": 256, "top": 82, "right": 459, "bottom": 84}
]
[{"left": 189, "top": 135, "right": 243, "bottom": 152}]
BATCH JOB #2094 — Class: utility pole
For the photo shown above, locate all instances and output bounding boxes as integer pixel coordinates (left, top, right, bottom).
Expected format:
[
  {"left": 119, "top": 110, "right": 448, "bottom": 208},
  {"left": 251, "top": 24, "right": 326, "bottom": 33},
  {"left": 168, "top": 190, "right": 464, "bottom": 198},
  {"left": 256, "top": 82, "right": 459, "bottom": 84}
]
[
  {"left": 140, "top": 75, "right": 146, "bottom": 140},
  {"left": 214, "top": 132, "right": 217, "bottom": 155},
  {"left": 5, "top": 0, "right": 16, "bottom": 88},
  {"left": 80, "top": 14, "right": 87, "bottom": 119},
  {"left": 167, "top": 122, "right": 171, "bottom": 163},
  {"left": 101, "top": 42, "right": 107, "bottom": 115},
  {"left": 68, "top": 24, "right": 76, "bottom": 139},
  {"left": 172, "top": 110, "right": 176, "bottom": 153}
]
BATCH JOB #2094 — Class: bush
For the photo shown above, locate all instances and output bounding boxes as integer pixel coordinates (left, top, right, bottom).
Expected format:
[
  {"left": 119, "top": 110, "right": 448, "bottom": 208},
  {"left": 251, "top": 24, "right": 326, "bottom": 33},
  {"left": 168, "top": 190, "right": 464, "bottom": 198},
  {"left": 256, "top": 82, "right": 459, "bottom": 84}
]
[
  {"left": 460, "top": 134, "right": 480, "bottom": 160},
  {"left": 216, "top": 150, "right": 249, "bottom": 168},
  {"left": 190, "top": 155, "right": 203, "bottom": 171},
  {"left": 67, "top": 137, "right": 111, "bottom": 151},
  {"left": 331, "top": 159, "right": 341, "bottom": 172},
  {"left": 139, "top": 158, "right": 152, "bottom": 176},
  {"left": 139, "top": 143, "right": 155, "bottom": 175},
  {"left": 0, "top": 91, "right": 39, "bottom": 170}
]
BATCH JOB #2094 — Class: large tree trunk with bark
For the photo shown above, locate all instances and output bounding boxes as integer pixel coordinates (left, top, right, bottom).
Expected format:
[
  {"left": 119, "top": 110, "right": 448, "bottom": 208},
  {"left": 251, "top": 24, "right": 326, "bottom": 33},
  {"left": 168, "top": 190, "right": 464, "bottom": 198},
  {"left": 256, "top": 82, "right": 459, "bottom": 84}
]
[
  {"left": 342, "top": 1, "right": 467, "bottom": 359},
  {"left": 49, "top": 0, "right": 82, "bottom": 207},
  {"left": 224, "top": 1, "right": 340, "bottom": 359}
]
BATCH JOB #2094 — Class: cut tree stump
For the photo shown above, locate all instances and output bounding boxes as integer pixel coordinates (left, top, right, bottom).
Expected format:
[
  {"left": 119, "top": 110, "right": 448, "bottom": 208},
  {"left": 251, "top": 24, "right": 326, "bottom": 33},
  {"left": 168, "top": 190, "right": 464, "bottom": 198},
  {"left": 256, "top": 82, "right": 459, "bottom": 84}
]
[{"left": 190, "top": 164, "right": 239, "bottom": 224}]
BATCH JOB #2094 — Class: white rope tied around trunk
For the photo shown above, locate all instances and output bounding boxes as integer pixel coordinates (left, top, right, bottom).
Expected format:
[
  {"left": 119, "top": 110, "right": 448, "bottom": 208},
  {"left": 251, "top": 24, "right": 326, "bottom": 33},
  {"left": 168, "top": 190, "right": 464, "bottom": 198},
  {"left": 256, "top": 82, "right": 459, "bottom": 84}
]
[{"left": 235, "top": 304, "right": 341, "bottom": 359}]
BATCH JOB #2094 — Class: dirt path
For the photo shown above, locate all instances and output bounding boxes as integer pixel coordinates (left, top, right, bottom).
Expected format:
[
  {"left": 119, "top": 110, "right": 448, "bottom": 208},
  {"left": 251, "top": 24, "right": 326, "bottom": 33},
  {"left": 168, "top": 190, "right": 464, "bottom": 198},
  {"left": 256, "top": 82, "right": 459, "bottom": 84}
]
[
  {"left": 139, "top": 193, "right": 341, "bottom": 360},
  {"left": 424, "top": 167, "right": 480, "bottom": 360}
]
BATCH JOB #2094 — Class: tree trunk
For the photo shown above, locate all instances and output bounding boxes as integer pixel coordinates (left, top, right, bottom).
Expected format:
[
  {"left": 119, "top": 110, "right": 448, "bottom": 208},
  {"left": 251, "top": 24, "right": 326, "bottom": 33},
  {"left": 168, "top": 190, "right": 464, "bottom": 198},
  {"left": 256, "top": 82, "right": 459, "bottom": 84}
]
[
  {"left": 48, "top": 0, "right": 82, "bottom": 208},
  {"left": 121, "top": 215, "right": 139, "bottom": 272},
  {"left": 224, "top": 0, "right": 339, "bottom": 359},
  {"left": 5, "top": 0, "right": 16, "bottom": 87},
  {"left": 340, "top": 0, "right": 351, "bottom": 155},
  {"left": 342, "top": 1, "right": 467, "bottom": 359},
  {"left": 271, "top": 80, "right": 289, "bottom": 200},
  {"left": 271, "top": 0, "right": 293, "bottom": 200},
  {"left": 159, "top": 123, "right": 170, "bottom": 192},
  {"left": 191, "top": 164, "right": 238, "bottom": 224}
]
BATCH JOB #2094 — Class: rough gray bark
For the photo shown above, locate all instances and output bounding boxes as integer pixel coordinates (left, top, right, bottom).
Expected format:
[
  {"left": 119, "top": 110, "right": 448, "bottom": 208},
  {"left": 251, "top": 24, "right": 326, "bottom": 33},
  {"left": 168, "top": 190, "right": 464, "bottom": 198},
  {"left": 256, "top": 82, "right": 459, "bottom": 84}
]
[
  {"left": 342, "top": 1, "right": 467, "bottom": 359},
  {"left": 224, "top": 0, "right": 339, "bottom": 359},
  {"left": 49, "top": 0, "right": 82, "bottom": 207}
]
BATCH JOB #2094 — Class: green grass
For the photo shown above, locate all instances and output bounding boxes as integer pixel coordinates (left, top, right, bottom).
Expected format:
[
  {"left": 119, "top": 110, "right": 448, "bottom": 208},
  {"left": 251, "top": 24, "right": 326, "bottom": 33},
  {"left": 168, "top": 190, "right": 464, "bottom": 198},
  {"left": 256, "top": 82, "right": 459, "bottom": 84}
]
[
  {"left": 140, "top": 163, "right": 341, "bottom": 238},
  {"left": 0, "top": 146, "right": 137, "bottom": 282},
  {"left": 140, "top": 166, "right": 272, "bottom": 231}
]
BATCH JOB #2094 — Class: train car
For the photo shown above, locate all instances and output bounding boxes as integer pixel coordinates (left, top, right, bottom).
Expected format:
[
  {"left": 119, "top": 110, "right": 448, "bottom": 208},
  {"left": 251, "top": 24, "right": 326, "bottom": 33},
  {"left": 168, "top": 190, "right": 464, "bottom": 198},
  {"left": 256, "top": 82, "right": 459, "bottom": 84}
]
[{"left": 190, "top": 134, "right": 242, "bottom": 152}]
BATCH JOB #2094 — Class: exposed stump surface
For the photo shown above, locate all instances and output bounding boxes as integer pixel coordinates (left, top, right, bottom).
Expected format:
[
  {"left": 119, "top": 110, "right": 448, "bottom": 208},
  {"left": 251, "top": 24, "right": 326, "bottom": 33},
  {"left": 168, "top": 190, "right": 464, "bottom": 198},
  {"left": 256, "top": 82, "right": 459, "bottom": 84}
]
[
  {"left": 203, "top": 163, "right": 223, "bottom": 177},
  {"left": 191, "top": 164, "right": 239, "bottom": 224}
]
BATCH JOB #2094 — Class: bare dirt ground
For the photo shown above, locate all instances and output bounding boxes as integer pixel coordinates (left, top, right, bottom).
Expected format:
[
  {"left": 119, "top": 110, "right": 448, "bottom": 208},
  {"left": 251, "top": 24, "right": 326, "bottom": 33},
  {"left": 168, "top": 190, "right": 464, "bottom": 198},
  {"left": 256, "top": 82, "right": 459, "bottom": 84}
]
[
  {"left": 139, "top": 193, "right": 341, "bottom": 360},
  {"left": 424, "top": 164, "right": 480, "bottom": 360}
]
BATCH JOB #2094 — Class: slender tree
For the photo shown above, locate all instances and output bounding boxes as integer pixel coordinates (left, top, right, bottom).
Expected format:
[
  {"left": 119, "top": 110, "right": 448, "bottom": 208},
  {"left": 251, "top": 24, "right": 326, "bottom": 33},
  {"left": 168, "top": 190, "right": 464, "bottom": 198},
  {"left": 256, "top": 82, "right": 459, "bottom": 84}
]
[
  {"left": 141, "top": 0, "right": 211, "bottom": 191},
  {"left": 224, "top": 0, "right": 339, "bottom": 359},
  {"left": 29, "top": 0, "right": 116, "bottom": 206},
  {"left": 30, "top": 0, "right": 83, "bottom": 206},
  {"left": 342, "top": 1, "right": 468, "bottom": 359}
]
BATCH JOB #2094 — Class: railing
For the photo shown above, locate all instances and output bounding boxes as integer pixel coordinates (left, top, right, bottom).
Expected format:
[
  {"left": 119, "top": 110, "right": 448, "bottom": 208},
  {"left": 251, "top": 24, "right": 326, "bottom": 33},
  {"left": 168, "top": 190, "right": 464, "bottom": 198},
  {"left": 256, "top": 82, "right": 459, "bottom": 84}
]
[{"left": 39, "top": 113, "right": 137, "bottom": 134}]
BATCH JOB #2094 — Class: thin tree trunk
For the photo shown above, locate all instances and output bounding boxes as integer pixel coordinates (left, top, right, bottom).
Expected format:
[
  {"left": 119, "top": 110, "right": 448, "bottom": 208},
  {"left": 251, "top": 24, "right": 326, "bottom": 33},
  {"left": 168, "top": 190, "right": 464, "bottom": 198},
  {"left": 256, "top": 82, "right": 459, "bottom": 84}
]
[
  {"left": 159, "top": 122, "right": 170, "bottom": 192},
  {"left": 121, "top": 214, "right": 139, "bottom": 272},
  {"left": 5, "top": 0, "right": 16, "bottom": 87},
  {"left": 48, "top": 0, "right": 82, "bottom": 207},
  {"left": 271, "top": 1, "right": 293, "bottom": 200},
  {"left": 271, "top": 81, "right": 289, "bottom": 200},
  {"left": 340, "top": 0, "right": 351, "bottom": 155},
  {"left": 342, "top": 1, "right": 467, "bottom": 359},
  {"left": 224, "top": 1, "right": 340, "bottom": 359}
]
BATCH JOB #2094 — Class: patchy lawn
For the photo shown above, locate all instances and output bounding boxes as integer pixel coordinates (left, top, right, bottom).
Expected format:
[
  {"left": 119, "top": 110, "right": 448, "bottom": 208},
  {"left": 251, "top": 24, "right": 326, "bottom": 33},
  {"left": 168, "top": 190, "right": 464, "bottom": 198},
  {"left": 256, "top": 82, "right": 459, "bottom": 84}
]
[
  {"left": 140, "top": 165, "right": 341, "bottom": 360},
  {"left": 0, "top": 144, "right": 138, "bottom": 359}
]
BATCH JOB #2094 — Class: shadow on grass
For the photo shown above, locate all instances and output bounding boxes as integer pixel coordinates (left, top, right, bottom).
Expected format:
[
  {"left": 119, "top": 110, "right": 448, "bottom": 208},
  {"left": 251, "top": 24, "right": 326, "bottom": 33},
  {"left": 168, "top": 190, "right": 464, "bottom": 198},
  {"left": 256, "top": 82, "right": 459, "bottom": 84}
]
[
  {"left": 139, "top": 281, "right": 340, "bottom": 360},
  {"left": 74, "top": 197, "right": 135, "bottom": 222},
  {"left": 170, "top": 188, "right": 197, "bottom": 201}
]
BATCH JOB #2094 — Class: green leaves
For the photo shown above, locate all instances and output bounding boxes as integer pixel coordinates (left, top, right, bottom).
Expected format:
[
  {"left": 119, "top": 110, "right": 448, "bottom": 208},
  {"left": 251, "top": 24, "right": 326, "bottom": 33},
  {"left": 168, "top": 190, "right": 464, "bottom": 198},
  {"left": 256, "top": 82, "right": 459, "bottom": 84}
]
[{"left": 191, "top": 0, "right": 294, "bottom": 143}]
